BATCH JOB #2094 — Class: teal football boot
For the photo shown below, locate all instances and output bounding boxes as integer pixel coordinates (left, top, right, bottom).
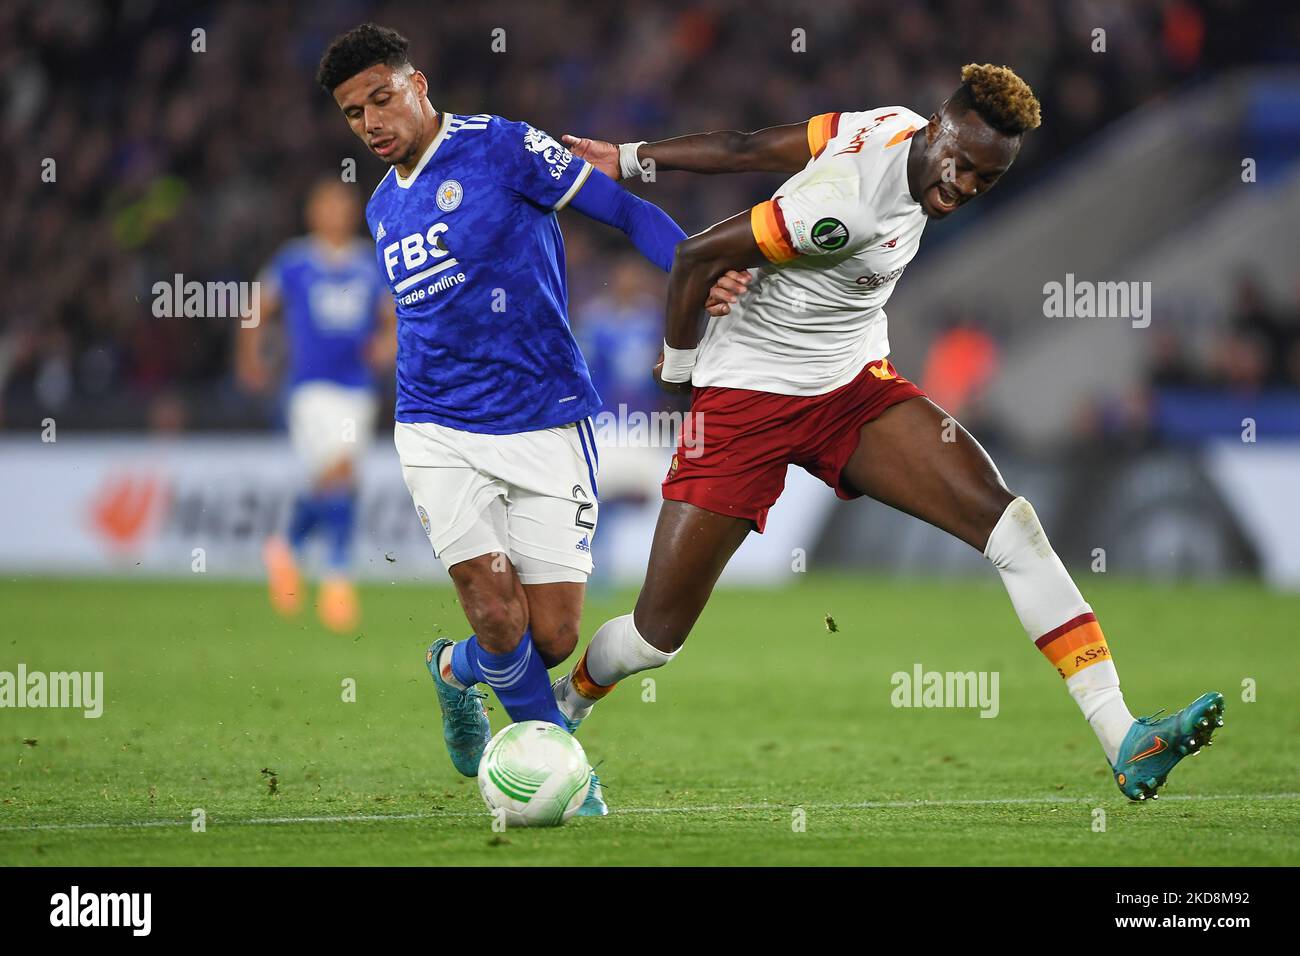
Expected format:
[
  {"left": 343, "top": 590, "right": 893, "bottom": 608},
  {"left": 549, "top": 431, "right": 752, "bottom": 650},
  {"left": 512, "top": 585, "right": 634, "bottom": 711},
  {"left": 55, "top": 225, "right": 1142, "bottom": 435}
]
[
  {"left": 575, "top": 769, "right": 608, "bottom": 817},
  {"left": 552, "top": 675, "right": 608, "bottom": 816},
  {"left": 1112, "top": 692, "right": 1224, "bottom": 801},
  {"left": 552, "top": 673, "right": 590, "bottom": 732},
  {"left": 425, "top": 639, "right": 491, "bottom": 777}
]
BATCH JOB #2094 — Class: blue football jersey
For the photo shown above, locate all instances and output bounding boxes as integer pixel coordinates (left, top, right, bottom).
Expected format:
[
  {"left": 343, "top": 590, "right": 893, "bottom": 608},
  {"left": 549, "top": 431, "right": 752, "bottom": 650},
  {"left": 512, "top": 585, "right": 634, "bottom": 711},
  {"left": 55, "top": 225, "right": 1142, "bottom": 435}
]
[
  {"left": 364, "top": 113, "right": 600, "bottom": 434},
  {"left": 261, "top": 237, "right": 388, "bottom": 389},
  {"left": 578, "top": 295, "right": 666, "bottom": 416}
]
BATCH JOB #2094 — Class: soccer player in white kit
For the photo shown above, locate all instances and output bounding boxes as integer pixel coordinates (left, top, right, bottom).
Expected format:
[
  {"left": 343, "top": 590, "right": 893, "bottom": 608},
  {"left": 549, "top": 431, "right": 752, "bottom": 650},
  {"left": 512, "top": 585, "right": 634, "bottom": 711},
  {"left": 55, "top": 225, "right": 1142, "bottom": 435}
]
[{"left": 558, "top": 64, "right": 1225, "bottom": 803}]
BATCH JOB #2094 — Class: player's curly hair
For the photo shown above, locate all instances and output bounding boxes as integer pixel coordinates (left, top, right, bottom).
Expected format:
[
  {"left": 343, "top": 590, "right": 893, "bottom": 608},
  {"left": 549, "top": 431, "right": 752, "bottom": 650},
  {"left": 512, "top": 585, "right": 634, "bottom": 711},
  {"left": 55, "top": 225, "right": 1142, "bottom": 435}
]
[
  {"left": 951, "top": 63, "right": 1042, "bottom": 135},
  {"left": 316, "top": 22, "right": 412, "bottom": 93}
]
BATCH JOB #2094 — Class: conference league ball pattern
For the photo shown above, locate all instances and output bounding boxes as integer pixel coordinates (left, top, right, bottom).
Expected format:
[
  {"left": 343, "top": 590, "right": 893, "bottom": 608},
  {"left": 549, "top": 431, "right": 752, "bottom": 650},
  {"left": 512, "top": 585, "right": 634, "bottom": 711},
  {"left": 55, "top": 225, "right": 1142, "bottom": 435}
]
[{"left": 478, "top": 720, "right": 590, "bottom": 827}]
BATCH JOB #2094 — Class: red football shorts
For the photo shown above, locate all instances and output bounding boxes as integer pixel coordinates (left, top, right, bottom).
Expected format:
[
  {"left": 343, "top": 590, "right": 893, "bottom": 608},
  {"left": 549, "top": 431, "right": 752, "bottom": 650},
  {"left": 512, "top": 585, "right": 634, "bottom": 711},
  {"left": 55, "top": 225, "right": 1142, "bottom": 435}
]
[{"left": 662, "top": 357, "right": 925, "bottom": 532}]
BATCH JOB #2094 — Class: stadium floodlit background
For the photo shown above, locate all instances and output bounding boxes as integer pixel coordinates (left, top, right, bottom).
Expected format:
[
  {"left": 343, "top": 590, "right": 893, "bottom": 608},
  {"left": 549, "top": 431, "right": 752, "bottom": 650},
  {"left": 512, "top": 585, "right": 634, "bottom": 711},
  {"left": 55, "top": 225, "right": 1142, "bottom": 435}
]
[
  {"left": 1, "top": 0, "right": 1298, "bottom": 868},
  {"left": 2, "top": 0, "right": 1298, "bottom": 586}
]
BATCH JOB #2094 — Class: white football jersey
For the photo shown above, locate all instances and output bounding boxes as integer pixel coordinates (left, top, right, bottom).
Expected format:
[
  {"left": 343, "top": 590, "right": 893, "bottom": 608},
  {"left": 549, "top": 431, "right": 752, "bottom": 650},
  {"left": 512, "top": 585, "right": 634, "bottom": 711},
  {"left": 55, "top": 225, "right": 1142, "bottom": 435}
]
[{"left": 692, "top": 107, "right": 929, "bottom": 396}]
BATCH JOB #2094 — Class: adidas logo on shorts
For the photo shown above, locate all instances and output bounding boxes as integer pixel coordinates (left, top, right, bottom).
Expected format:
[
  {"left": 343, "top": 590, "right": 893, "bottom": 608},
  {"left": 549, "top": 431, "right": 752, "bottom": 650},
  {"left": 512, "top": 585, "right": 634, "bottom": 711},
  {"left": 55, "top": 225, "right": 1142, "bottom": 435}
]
[{"left": 575, "top": 534, "right": 591, "bottom": 553}]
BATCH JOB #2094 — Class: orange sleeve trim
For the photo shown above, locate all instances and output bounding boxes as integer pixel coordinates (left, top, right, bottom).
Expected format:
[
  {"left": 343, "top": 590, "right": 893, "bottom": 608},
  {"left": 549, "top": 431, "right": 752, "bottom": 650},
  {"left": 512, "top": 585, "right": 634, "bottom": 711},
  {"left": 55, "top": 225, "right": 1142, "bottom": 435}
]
[
  {"left": 885, "top": 125, "right": 918, "bottom": 149},
  {"left": 751, "top": 199, "right": 798, "bottom": 263},
  {"left": 807, "top": 112, "right": 841, "bottom": 158}
]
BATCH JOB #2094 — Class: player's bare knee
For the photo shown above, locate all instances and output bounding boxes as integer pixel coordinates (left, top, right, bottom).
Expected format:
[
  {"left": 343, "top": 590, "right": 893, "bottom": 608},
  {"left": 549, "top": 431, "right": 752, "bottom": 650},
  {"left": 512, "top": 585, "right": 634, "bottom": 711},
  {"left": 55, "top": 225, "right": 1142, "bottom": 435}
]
[
  {"left": 454, "top": 561, "right": 528, "bottom": 652},
  {"left": 465, "top": 596, "right": 527, "bottom": 653},
  {"left": 532, "top": 618, "right": 580, "bottom": 668}
]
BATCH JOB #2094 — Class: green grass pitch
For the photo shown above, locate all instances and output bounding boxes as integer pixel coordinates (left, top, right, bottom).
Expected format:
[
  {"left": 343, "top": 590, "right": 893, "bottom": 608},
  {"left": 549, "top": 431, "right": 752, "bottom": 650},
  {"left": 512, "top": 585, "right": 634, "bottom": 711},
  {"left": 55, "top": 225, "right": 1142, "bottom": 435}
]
[{"left": 1, "top": 575, "right": 1297, "bottom": 866}]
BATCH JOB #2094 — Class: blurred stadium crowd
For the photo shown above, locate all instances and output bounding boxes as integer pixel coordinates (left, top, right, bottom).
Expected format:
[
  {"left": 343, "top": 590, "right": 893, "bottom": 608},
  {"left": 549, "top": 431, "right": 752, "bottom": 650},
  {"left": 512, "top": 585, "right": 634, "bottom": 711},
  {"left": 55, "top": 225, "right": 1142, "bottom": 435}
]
[{"left": 0, "top": 0, "right": 1291, "bottom": 438}]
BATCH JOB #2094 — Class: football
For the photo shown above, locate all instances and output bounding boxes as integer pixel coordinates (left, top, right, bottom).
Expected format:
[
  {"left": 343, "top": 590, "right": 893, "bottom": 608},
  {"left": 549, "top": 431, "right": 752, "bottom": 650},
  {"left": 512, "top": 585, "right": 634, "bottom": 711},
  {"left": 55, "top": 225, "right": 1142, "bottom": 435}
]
[{"left": 477, "top": 720, "right": 591, "bottom": 827}]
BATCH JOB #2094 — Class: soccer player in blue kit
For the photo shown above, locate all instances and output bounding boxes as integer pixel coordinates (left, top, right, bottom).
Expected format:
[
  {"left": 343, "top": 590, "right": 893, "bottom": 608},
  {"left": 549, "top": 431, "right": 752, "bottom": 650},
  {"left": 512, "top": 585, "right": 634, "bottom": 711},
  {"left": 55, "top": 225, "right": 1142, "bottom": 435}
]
[
  {"left": 238, "top": 178, "right": 396, "bottom": 634},
  {"left": 317, "top": 23, "right": 688, "bottom": 814}
]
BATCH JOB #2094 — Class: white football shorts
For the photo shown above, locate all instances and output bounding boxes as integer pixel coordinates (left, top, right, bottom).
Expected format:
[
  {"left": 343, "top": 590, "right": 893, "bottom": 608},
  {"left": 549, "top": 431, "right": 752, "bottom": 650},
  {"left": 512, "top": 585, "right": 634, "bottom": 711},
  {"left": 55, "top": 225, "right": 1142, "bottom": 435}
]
[
  {"left": 395, "top": 418, "right": 600, "bottom": 584},
  {"left": 287, "top": 381, "right": 378, "bottom": 477}
]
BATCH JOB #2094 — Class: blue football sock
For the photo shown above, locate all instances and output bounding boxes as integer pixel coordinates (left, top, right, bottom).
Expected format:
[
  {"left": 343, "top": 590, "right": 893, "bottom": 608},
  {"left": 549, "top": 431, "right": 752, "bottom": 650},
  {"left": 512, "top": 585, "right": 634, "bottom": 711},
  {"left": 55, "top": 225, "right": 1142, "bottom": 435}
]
[
  {"left": 287, "top": 493, "right": 321, "bottom": 554},
  {"left": 450, "top": 638, "right": 487, "bottom": 687},
  {"left": 318, "top": 490, "right": 357, "bottom": 572},
  {"left": 469, "top": 630, "right": 566, "bottom": 726}
]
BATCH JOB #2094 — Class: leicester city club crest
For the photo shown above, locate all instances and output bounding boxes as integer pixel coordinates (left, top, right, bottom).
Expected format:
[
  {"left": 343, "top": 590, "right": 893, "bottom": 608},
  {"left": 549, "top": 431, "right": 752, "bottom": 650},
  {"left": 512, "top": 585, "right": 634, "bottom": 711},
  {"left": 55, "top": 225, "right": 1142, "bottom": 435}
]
[{"left": 436, "top": 179, "right": 463, "bottom": 212}]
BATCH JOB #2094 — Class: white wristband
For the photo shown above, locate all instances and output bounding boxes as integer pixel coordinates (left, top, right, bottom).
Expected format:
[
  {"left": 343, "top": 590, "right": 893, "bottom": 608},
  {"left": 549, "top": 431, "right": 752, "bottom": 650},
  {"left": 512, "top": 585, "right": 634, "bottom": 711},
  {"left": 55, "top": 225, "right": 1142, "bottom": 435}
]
[
  {"left": 618, "top": 141, "right": 647, "bottom": 180},
  {"left": 660, "top": 340, "right": 698, "bottom": 383}
]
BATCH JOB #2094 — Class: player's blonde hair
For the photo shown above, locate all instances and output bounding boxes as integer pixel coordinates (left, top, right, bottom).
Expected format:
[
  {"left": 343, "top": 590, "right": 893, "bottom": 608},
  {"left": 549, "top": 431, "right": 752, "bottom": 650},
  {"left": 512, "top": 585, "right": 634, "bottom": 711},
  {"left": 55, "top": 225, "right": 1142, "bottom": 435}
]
[{"left": 957, "top": 63, "right": 1042, "bottom": 135}]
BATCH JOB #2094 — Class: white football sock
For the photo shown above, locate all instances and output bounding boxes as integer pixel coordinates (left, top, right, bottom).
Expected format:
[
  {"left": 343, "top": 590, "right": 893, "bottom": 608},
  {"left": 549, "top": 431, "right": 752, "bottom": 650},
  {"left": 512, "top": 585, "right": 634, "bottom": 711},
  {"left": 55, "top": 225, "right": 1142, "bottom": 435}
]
[
  {"left": 555, "top": 614, "right": 676, "bottom": 723},
  {"left": 984, "top": 497, "right": 1134, "bottom": 764},
  {"left": 437, "top": 643, "right": 467, "bottom": 691}
]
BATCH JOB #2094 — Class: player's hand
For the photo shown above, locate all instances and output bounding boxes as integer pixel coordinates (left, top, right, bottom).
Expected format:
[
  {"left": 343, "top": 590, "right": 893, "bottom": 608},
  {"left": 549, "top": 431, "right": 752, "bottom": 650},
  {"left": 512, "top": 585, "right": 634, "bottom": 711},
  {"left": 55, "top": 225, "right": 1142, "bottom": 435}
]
[
  {"left": 365, "top": 331, "right": 397, "bottom": 372},
  {"left": 704, "top": 269, "right": 753, "bottom": 317},
  {"left": 236, "top": 359, "right": 270, "bottom": 394},
  {"left": 652, "top": 351, "right": 692, "bottom": 395},
  {"left": 562, "top": 134, "right": 620, "bottom": 181}
]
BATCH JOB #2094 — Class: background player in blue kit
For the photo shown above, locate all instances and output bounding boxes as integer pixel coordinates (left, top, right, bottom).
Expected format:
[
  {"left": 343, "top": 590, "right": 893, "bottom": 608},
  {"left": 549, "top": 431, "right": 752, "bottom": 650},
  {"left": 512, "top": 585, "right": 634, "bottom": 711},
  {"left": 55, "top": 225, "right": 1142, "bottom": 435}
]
[
  {"left": 576, "top": 258, "right": 678, "bottom": 582},
  {"left": 236, "top": 178, "right": 396, "bottom": 634},
  {"left": 317, "top": 23, "right": 688, "bottom": 814}
]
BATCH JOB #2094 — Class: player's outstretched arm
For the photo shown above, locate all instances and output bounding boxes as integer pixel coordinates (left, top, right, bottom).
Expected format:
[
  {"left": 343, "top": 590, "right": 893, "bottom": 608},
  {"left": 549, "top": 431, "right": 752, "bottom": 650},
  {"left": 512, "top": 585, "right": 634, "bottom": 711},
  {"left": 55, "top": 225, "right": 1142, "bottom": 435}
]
[
  {"left": 566, "top": 168, "right": 687, "bottom": 273},
  {"left": 656, "top": 211, "right": 768, "bottom": 393},
  {"left": 563, "top": 121, "right": 811, "bottom": 179},
  {"left": 234, "top": 285, "right": 281, "bottom": 393},
  {"left": 366, "top": 298, "right": 398, "bottom": 372}
]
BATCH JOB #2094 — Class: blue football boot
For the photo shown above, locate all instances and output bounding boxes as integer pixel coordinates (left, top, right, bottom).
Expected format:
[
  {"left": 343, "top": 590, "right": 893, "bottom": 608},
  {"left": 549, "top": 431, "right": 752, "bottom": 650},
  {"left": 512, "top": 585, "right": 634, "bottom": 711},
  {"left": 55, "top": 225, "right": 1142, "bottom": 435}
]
[
  {"left": 1112, "top": 692, "right": 1224, "bottom": 801},
  {"left": 425, "top": 639, "right": 491, "bottom": 777}
]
